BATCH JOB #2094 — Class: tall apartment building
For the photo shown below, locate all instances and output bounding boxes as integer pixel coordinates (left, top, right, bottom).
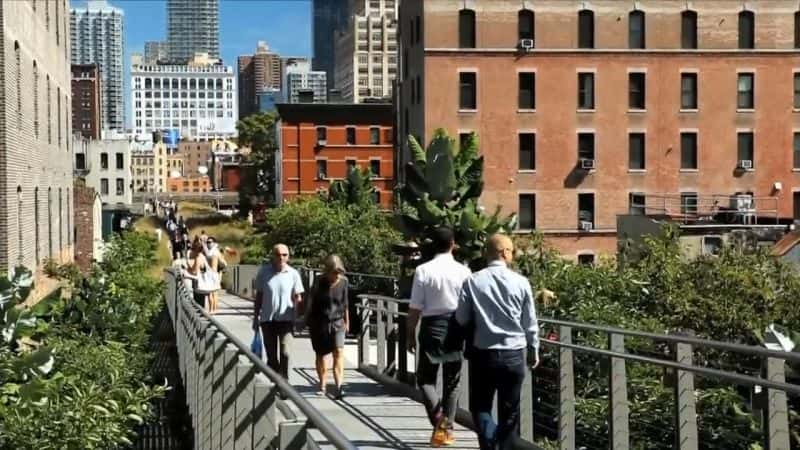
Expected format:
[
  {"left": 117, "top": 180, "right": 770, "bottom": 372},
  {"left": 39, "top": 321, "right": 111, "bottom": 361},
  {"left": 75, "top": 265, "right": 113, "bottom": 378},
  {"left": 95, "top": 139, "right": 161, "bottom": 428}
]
[
  {"left": 131, "top": 55, "right": 237, "bottom": 141},
  {"left": 1, "top": 0, "right": 74, "bottom": 285},
  {"left": 283, "top": 60, "right": 327, "bottom": 104},
  {"left": 167, "top": 0, "right": 219, "bottom": 63},
  {"left": 238, "top": 41, "right": 282, "bottom": 119},
  {"left": 335, "top": 0, "right": 398, "bottom": 102},
  {"left": 70, "top": 0, "right": 124, "bottom": 133},
  {"left": 313, "top": 0, "right": 350, "bottom": 91},
  {"left": 399, "top": 0, "right": 800, "bottom": 259},
  {"left": 144, "top": 40, "right": 169, "bottom": 65},
  {"left": 71, "top": 64, "right": 102, "bottom": 140}
]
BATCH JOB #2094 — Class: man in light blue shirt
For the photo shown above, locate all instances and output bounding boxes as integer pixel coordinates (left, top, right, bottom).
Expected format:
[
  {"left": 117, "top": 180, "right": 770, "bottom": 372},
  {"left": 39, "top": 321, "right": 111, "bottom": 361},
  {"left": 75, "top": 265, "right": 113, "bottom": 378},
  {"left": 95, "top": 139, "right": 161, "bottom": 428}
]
[
  {"left": 254, "top": 243, "right": 305, "bottom": 379},
  {"left": 455, "top": 234, "right": 539, "bottom": 450}
]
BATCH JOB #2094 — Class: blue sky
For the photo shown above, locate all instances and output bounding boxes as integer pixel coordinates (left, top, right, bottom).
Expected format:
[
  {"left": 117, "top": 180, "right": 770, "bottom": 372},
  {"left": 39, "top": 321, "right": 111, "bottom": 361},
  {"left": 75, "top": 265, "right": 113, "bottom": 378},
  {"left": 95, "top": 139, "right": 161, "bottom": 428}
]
[{"left": 73, "top": 0, "right": 313, "bottom": 127}]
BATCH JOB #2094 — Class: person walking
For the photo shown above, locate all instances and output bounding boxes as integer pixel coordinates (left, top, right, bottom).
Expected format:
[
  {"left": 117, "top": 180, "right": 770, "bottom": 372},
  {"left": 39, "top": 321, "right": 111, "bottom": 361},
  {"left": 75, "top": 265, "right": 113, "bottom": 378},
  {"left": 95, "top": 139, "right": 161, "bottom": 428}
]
[
  {"left": 205, "top": 236, "right": 225, "bottom": 314},
  {"left": 185, "top": 237, "right": 212, "bottom": 308},
  {"left": 306, "top": 255, "right": 350, "bottom": 399},
  {"left": 455, "top": 234, "right": 539, "bottom": 450},
  {"left": 254, "top": 244, "right": 305, "bottom": 379},
  {"left": 407, "top": 227, "right": 472, "bottom": 447}
]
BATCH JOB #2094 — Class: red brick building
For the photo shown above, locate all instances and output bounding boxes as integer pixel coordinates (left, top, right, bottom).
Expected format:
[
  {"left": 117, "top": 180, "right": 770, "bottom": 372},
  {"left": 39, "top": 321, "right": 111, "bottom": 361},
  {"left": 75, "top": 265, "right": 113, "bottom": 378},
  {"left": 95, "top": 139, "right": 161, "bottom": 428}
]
[
  {"left": 71, "top": 64, "right": 102, "bottom": 140},
  {"left": 168, "top": 176, "right": 211, "bottom": 193},
  {"left": 73, "top": 181, "right": 102, "bottom": 271},
  {"left": 276, "top": 103, "right": 394, "bottom": 208},
  {"left": 399, "top": 0, "right": 800, "bottom": 260}
]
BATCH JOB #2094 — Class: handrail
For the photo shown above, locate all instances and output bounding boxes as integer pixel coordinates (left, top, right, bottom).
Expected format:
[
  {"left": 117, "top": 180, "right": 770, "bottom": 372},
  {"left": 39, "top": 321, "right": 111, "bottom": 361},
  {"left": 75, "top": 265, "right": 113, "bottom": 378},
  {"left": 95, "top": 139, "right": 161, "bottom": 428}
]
[{"left": 169, "top": 269, "right": 358, "bottom": 450}]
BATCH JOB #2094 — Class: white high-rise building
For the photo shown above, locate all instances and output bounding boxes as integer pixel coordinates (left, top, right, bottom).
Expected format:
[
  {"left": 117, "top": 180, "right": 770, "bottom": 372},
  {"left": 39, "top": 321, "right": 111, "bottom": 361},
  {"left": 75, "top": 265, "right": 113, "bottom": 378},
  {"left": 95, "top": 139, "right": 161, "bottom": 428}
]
[
  {"left": 70, "top": 0, "right": 125, "bottom": 132},
  {"left": 334, "top": 0, "right": 398, "bottom": 103},
  {"left": 283, "top": 61, "right": 327, "bottom": 104},
  {"left": 167, "top": 0, "right": 220, "bottom": 63},
  {"left": 131, "top": 56, "right": 237, "bottom": 141},
  {"left": 144, "top": 41, "right": 169, "bottom": 65}
]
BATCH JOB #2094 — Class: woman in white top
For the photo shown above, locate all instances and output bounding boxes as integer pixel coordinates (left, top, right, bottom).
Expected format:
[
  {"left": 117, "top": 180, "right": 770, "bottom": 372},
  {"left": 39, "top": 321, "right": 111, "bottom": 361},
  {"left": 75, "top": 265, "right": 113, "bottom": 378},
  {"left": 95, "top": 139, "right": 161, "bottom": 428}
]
[{"left": 204, "top": 236, "right": 225, "bottom": 314}]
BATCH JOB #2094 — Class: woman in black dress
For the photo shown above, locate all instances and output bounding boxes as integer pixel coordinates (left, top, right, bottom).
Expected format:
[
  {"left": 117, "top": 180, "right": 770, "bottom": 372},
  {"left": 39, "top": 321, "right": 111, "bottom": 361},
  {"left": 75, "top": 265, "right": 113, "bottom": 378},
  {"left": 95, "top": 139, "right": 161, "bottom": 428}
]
[{"left": 307, "top": 255, "right": 349, "bottom": 399}]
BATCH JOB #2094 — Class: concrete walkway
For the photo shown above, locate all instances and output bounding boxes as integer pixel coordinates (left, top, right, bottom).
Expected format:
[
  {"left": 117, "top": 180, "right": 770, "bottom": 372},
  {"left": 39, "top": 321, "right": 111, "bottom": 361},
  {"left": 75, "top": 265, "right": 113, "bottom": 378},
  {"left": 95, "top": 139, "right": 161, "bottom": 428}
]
[{"left": 212, "top": 291, "right": 479, "bottom": 450}]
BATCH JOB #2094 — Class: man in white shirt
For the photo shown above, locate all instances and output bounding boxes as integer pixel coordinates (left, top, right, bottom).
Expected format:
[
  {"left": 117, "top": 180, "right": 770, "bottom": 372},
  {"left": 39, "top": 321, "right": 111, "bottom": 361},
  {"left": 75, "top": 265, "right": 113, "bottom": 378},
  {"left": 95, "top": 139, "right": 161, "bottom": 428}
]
[{"left": 407, "top": 227, "right": 471, "bottom": 447}]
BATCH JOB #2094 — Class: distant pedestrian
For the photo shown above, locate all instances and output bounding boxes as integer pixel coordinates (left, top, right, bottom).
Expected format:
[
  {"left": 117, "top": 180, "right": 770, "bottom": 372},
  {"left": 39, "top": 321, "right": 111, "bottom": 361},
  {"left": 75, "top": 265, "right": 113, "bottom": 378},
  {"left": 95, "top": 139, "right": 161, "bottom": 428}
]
[
  {"left": 185, "top": 237, "right": 213, "bottom": 309},
  {"left": 407, "top": 227, "right": 471, "bottom": 447},
  {"left": 455, "top": 234, "right": 539, "bottom": 450},
  {"left": 306, "top": 255, "right": 349, "bottom": 399},
  {"left": 205, "top": 236, "right": 225, "bottom": 314},
  {"left": 254, "top": 244, "right": 305, "bottom": 379}
]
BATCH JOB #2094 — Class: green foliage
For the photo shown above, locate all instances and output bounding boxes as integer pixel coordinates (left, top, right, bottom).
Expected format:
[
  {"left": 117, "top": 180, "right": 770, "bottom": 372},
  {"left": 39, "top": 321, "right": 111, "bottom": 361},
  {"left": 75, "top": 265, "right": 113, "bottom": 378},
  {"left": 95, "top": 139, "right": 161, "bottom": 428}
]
[
  {"left": 395, "top": 130, "right": 516, "bottom": 268},
  {"left": 0, "top": 232, "right": 167, "bottom": 449},
  {"left": 328, "top": 167, "right": 377, "bottom": 207},
  {"left": 242, "top": 196, "right": 399, "bottom": 276},
  {"left": 236, "top": 112, "right": 279, "bottom": 213}
]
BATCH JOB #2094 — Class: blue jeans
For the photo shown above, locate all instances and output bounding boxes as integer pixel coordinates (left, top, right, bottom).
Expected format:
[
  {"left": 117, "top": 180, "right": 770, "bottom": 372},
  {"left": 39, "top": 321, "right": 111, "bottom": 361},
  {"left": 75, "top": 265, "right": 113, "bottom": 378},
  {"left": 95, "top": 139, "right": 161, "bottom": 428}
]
[{"left": 468, "top": 349, "right": 526, "bottom": 450}]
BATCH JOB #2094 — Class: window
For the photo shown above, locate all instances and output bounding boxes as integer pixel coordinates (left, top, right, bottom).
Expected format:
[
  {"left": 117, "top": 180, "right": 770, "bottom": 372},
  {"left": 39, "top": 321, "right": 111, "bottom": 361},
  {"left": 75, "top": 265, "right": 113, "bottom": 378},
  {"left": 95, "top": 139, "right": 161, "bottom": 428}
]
[
  {"left": 519, "top": 133, "right": 536, "bottom": 170},
  {"left": 578, "top": 133, "right": 595, "bottom": 161},
  {"left": 100, "top": 153, "right": 108, "bottom": 170},
  {"left": 680, "top": 132, "right": 698, "bottom": 169},
  {"left": 370, "top": 160, "right": 381, "bottom": 177},
  {"left": 116, "top": 153, "right": 124, "bottom": 170},
  {"left": 681, "top": 10, "right": 698, "bottom": 49},
  {"left": 518, "top": 10, "right": 534, "bottom": 41},
  {"left": 16, "top": 186, "right": 22, "bottom": 263},
  {"left": 629, "top": 193, "right": 646, "bottom": 215},
  {"left": 459, "top": 9, "right": 476, "bottom": 48},
  {"left": 578, "top": 73, "right": 595, "bottom": 109},
  {"left": 416, "top": 75, "right": 422, "bottom": 103},
  {"left": 578, "top": 10, "right": 594, "bottom": 49},
  {"left": 794, "top": 73, "right": 800, "bottom": 109},
  {"left": 629, "top": 10, "right": 645, "bottom": 49},
  {"left": 795, "top": 11, "right": 800, "bottom": 49},
  {"left": 578, "top": 193, "right": 595, "bottom": 229},
  {"left": 75, "top": 153, "right": 86, "bottom": 170},
  {"left": 738, "top": 10, "right": 755, "bottom": 49},
  {"left": 459, "top": 72, "right": 477, "bottom": 110},
  {"left": 681, "top": 192, "right": 698, "bottom": 215},
  {"left": 15, "top": 42, "right": 21, "bottom": 129},
  {"left": 316, "top": 127, "right": 327, "bottom": 143},
  {"left": 372, "top": 190, "right": 381, "bottom": 205},
  {"left": 34, "top": 187, "right": 39, "bottom": 264},
  {"left": 58, "top": 189, "right": 62, "bottom": 251},
  {"left": 346, "top": 159, "right": 357, "bottom": 172},
  {"left": 370, "top": 127, "right": 380, "bottom": 144},
  {"left": 116, "top": 179, "right": 124, "bottom": 196},
  {"left": 794, "top": 133, "right": 800, "bottom": 169},
  {"left": 629, "top": 133, "right": 646, "bottom": 170},
  {"left": 416, "top": 16, "right": 421, "bottom": 44},
  {"left": 518, "top": 194, "right": 536, "bottom": 230},
  {"left": 578, "top": 254, "right": 595, "bottom": 266},
  {"left": 346, "top": 127, "right": 356, "bottom": 145},
  {"left": 100, "top": 178, "right": 109, "bottom": 195},
  {"left": 518, "top": 72, "right": 536, "bottom": 109},
  {"left": 629, "top": 72, "right": 646, "bottom": 110},
  {"left": 33, "top": 61, "right": 39, "bottom": 138},
  {"left": 794, "top": 192, "right": 800, "bottom": 222},
  {"left": 316, "top": 160, "right": 328, "bottom": 179},
  {"left": 737, "top": 132, "right": 754, "bottom": 167},
  {"left": 737, "top": 73, "right": 754, "bottom": 109},
  {"left": 459, "top": 132, "right": 472, "bottom": 151},
  {"left": 681, "top": 73, "right": 698, "bottom": 109}
]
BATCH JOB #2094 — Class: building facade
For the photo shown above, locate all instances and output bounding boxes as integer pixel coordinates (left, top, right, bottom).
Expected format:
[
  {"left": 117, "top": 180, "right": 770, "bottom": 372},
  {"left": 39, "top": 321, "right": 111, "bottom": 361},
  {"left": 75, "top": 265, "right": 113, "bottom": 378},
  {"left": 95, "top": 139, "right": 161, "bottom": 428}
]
[
  {"left": 276, "top": 103, "right": 395, "bottom": 208},
  {"left": 1, "top": 0, "right": 74, "bottom": 284},
  {"left": 399, "top": 0, "right": 800, "bottom": 259},
  {"left": 82, "top": 138, "right": 133, "bottom": 205},
  {"left": 166, "top": 0, "right": 219, "bottom": 63},
  {"left": 178, "top": 140, "right": 213, "bottom": 178},
  {"left": 283, "top": 60, "right": 327, "bottom": 104},
  {"left": 131, "top": 141, "right": 170, "bottom": 193},
  {"left": 313, "top": 0, "right": 350, "bottom": 91},
  {"left": 167, "top": 175, "right": 211, "bottom": 193},
  {"left": 238, "top": 41, "right": 282, "bottom": 119},
  {"left": 131, "top": 57, "right": 237, "bottom": 140},
  {"left": 144, "top": 40, "right": 168, "bottom": 65},
  {"left": 334, "top": 0, "right": 398, "bottom": 102},
  {"left": 70, "top": 0, "right": 124, "bottom": 133},
  {"left": 73, "top": 180, "right": 103, "bottom": 270},
  {"left": 71, "top": 64, "right": 102, "bottom": 140}
]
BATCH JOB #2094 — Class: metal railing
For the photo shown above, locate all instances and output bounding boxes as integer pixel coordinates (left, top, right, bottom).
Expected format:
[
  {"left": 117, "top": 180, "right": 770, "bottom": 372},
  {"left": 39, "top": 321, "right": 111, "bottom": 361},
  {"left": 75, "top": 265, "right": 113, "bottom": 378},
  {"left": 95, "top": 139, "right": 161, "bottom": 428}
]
[{"left": 164, "top": 269, "right": 357, "bottom": 450}]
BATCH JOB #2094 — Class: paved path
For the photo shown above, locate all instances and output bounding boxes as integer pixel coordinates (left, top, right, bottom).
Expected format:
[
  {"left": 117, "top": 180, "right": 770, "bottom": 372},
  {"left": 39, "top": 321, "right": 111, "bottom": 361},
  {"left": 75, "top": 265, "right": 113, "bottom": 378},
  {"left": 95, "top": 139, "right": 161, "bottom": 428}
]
[{"left": 213, "top": 291, "right": 480, "bottom": 450}]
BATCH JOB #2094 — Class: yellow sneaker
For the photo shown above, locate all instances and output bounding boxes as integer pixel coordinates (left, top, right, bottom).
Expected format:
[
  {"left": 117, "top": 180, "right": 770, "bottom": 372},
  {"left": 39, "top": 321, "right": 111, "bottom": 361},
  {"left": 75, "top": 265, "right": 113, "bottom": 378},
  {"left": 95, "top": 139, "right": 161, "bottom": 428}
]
[
  {"left": 430, "top": 418, "right": 448, "bottom": 447},
  {"left": 443, "top": 427, "right": 455, "bottom": 446}
]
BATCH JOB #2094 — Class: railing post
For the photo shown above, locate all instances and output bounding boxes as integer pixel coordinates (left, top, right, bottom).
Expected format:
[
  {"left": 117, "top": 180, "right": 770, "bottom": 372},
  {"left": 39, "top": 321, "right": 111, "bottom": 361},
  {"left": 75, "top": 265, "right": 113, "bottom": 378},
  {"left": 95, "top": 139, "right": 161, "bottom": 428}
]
[
  {"left": 251, "top": 373, "right": 277, "bottom": 450},
  {"left": 377, "top": 298, "right": 386, "bottom": 373},
  {"left": 234, "top": 356, "right": 256, "bottom": 450},
  {"left": 764, "top": 357, "right": 790, "bottom": 450},
  {"left": 520, "top": 363, "right": 534, "bottom": 442},
  {"left": 674, "top": 342, "right": 698, "bottom": 450},
  {"left": 221, "top": 344, "right": 239, "bottom": 450},
  {"left": 387, "top": 301, "right": 397, "bottom": 375},
  {"left": 609, "top": 333, "right": 629, "bottom": 450},
  {"left": 358, "top": 298, "right": 371, "bottom": 366},
  {"left": 199, "top": 327, "right": 219, "bottom": 450},
  {"left": 559, "top": 325, "right": 575, "bottom": 450},
  {"left": 210, "top": 336, "right": 228, "bottom": 450}
]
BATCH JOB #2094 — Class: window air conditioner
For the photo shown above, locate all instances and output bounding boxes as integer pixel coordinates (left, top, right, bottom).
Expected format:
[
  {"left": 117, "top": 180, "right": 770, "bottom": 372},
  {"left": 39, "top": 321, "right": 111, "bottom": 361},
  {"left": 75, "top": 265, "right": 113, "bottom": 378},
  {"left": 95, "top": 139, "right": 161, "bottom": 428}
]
[
  {"left": 579, "top": 221, "right": 594, "bottom": 232},
  {"left": 519, "top": 38, "right": 535, "bottom": 51},
  {"left": 580, "top": 158, "right": 596, "bottom": 170},
  {"left": 316, "top": 139, "right": 327, "bottom": 147},
  {"left": 737, "top": 159, "right": 753, "bottom": 170}
]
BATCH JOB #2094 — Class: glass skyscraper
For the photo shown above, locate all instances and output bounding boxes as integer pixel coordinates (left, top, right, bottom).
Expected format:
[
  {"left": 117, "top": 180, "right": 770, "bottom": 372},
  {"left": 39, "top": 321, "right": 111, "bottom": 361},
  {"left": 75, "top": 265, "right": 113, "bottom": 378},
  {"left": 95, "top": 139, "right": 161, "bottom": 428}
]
[{"left": 166, "top": 0, "right": 220, "bottom": 63}]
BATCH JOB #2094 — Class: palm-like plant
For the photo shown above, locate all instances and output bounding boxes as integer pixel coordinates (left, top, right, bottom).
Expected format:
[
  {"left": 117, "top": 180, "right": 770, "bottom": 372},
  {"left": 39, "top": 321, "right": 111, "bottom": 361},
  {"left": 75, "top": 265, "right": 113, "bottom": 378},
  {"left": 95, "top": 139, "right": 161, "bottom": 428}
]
[{"left": 328, "top": 167, "right": 376, "bottom": 207}]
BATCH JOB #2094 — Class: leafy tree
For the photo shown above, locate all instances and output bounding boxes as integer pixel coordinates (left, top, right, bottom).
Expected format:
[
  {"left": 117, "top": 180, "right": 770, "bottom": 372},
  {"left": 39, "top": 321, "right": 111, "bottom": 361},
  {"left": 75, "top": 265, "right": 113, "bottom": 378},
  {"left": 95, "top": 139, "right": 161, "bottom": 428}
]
[
  {"left": 236, "top": 112, "right": 279, "bottom": 214},
  {"left": 394, "top": 129, "right": 516, "bottom": 268},
  {"left": 328, "top": 167, "right": 377, "bottom": 207}
]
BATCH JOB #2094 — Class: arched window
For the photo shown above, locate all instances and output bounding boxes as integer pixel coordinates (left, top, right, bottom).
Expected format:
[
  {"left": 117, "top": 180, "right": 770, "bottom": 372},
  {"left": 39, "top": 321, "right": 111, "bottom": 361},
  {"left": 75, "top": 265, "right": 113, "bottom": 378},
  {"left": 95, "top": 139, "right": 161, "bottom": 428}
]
[
  {"left": 795, "top": 11, "right": 800, "bottom": 49},
  {"left": 58, "top": 188, "right": 62, "bottom": 254},
  {"left": 34, "top": 187, "right": 39, "bottom": 264},
  {"left": 48, "top": 187, "right": 53, "bottom": 259},
  {"left": 681, "top": 10, "right": 698, "bottom": 49},
  {"left": 738, "top": 10, "right": 755, "bottom": 49},
  {"left": 33, "top": 61, "right": 39, "bottom": 139},
  {"left": 47, "top": 74, "right": 51, "bottom": 144},
  {"left": 518, "top": 9, "right": 534, "bottom": 41},
  {"left": 14, "top": 41, "right": 21, "bottom": 129},
  {"left": 459, "top": 9, "right": 476, "bottom": 48},
  {"left": 629, "top": 10, "right": 645, "bottom": 49},
  {"left": 578, "top": 10, "right": 594, "bottom": 49},
  {"left": 17, "top": 186, "right": 23, "bottom": 265},
  {"left": 65, "top": 188, "right": 70, "bottom": 246}
]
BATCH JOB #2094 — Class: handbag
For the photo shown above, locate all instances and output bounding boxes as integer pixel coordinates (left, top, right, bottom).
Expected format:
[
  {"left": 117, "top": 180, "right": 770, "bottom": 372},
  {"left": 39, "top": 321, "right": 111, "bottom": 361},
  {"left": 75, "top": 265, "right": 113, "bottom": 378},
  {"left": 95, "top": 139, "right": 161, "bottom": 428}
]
[
  {"left": 250, "top": 328, "right": 264, "bottom": 359},
  {"left": 196, "top": 268, "right": 217, "bottom": 294}
]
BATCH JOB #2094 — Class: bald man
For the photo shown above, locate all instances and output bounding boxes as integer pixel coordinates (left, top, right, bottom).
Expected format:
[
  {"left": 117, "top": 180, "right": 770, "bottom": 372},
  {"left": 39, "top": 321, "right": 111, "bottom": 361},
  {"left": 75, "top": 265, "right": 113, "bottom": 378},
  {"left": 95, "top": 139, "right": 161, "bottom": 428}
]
[
  {"left": 254, "top": 243, "right": 305, "bottom": 379},
  {"left": 455, "top": 234, "right": 539, "bottom": 450}
]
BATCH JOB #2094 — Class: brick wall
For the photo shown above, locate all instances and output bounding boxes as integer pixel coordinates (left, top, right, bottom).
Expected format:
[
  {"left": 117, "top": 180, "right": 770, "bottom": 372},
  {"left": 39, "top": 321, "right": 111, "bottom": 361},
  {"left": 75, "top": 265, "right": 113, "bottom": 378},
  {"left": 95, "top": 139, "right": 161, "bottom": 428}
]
[{"left": 73, "top": 182, "right": 96, "bottom": 271}]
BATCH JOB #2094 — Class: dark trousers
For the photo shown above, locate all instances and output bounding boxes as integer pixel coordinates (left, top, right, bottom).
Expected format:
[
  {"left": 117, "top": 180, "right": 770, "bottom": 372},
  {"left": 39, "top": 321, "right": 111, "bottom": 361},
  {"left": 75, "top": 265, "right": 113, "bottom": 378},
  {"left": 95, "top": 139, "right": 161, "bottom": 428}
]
[
  {"left": 417, "top": 353, "right": 462, "bottom": 427},
  {"left": 468, "top": 349, "right": 526, "bottom": 450},
  {"left": 260, "top": 321, "right": 294, "bottom": 379}
]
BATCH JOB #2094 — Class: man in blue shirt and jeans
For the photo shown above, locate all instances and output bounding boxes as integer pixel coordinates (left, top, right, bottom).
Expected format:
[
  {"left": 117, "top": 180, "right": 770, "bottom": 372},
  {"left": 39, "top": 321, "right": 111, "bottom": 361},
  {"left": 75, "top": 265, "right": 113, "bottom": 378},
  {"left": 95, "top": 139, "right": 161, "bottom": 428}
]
[{"left": 455, "top": 234, "right": 539, "bottom": 450}]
